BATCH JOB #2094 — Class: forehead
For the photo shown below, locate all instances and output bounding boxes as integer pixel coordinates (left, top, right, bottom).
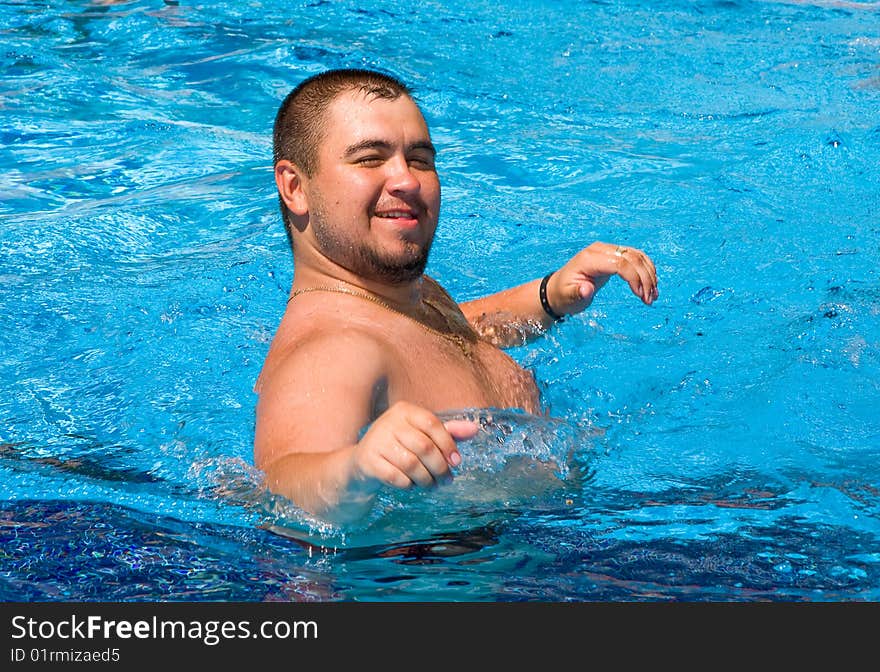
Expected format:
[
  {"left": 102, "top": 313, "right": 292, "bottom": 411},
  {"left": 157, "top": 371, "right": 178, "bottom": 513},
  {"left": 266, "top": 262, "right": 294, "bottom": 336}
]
[{"left": 320, "top": 90, "right": 431, "bottom": 150}]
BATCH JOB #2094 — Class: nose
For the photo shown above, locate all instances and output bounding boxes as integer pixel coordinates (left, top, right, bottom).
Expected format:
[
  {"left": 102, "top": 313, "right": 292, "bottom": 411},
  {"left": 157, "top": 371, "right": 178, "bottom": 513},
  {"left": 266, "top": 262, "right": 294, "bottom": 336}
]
[{"left": 385, "top": 155, "right": 421, "bottom": 194}]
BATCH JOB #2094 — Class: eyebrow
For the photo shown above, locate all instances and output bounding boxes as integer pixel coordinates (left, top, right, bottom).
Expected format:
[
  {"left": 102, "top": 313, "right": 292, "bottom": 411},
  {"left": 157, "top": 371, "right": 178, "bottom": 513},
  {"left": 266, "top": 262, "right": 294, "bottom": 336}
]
[{"left": 343, "top": 139, "right": 436, "bottom": 157}]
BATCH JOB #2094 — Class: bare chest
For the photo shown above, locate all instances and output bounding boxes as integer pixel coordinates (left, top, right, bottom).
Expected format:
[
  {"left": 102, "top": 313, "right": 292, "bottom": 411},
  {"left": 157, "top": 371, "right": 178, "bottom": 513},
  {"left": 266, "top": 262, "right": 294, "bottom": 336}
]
[{"left": 386, "top": 326, "right": 542, "bottom": 415}]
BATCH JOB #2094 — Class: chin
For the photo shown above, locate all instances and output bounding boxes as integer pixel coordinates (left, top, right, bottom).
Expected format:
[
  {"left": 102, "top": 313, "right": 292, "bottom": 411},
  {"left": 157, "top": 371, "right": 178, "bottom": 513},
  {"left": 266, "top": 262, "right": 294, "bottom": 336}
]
[{"left": 366, "top": 248, "right": 430, "bottom": 284}]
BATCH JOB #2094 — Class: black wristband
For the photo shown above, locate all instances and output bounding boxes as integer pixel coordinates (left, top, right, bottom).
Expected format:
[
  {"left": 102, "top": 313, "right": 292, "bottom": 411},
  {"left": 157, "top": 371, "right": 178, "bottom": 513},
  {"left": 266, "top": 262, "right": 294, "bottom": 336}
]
[{"left": 539, "top": 273, "right": 564, "bottom": 322}]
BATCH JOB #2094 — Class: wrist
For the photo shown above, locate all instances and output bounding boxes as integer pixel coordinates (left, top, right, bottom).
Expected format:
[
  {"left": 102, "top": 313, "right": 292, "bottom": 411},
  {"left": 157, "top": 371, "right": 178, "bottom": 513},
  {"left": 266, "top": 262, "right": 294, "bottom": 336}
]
[
  {"left": 338, "top": 445, "right": 381, "bottom": 500},
  {"left": 539, "top": 272, "right": 564, "bottom": 322}
]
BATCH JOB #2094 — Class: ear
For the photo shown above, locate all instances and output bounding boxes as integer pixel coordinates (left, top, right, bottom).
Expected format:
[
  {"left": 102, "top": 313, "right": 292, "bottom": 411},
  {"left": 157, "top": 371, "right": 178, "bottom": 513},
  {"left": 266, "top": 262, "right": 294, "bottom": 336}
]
[{"left": 274, "top": 160, "right": 309, "bottom": 216}]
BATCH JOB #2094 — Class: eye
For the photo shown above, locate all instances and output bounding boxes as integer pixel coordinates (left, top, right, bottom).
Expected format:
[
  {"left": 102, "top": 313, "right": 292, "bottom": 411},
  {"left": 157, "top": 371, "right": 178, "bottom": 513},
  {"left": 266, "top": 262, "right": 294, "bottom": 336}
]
[
  {"left": 408, "top": 154, "right": 436, "bottom": 170},
  {"left": 356, "top": 155, "right": 384, "bottom": 166}
]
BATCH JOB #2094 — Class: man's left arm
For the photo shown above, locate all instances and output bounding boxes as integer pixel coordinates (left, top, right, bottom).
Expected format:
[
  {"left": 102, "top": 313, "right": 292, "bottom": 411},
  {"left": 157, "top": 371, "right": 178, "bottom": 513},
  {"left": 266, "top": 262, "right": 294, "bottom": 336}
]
[{"left": 459, "top": 241, "right": 659, "bottom": 348}]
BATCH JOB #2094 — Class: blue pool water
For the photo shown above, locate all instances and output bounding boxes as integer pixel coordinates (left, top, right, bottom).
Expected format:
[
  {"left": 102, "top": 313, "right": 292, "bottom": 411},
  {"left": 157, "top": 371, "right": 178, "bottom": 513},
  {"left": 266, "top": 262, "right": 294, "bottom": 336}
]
[{"left": 2, "top": 0, "right": 879, "bottom": 601}]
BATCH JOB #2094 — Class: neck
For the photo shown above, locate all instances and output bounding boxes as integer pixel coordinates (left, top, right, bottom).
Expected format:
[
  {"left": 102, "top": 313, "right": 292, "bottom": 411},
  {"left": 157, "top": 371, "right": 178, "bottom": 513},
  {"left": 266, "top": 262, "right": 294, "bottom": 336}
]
[{"left": 291, "top": 266, "right": 424, "bottom": 309}]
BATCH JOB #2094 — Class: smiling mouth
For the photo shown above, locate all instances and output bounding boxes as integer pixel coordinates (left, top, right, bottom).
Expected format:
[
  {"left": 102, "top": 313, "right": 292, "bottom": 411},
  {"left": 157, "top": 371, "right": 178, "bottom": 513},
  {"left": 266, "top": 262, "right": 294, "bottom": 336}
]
[{"left": 374, "top": 209, "right": 418, "bottom": 220}]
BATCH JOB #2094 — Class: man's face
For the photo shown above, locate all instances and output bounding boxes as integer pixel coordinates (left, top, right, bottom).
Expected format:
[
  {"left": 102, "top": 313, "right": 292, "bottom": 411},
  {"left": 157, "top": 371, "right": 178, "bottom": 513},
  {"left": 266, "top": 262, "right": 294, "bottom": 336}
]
[{"left": 302, "top": 90, "right": 441, "bottom": 284}]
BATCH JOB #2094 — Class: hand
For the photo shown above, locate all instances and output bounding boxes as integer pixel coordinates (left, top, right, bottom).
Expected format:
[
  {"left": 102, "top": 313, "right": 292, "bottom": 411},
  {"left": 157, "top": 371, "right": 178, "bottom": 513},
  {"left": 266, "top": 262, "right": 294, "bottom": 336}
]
[
  {"left": 349, "top": 401, "right": 479, "bottom": 492},
  {"left": 547, "top": 241, "right": 658, "bottom": 316}
]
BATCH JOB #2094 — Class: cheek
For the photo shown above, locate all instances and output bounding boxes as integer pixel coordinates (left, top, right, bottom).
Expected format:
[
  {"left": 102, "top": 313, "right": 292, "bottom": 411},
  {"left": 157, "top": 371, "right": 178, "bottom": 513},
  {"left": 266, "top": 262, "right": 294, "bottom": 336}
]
[
  {"left": 342, "top": 173, "right": 383, "bottom": 205},
  {"left": 422, "top": 175, "right": 441, "bottom": 206},
  {"left": 324, "top": 165, "right": 373, "bottom": 195}
]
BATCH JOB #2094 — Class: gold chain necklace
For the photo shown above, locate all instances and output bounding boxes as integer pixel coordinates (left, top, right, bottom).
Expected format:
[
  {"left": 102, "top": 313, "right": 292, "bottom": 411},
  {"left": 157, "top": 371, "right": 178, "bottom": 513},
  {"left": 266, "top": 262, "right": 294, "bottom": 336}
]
[{"left": 287, "top": 285, "right": 476, "bottom": 356}]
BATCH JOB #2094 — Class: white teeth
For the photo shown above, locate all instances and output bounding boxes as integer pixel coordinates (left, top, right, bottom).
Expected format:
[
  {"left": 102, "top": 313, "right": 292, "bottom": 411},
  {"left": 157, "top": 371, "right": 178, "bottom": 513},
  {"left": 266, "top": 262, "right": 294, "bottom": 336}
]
[{"left": 376, "top": 211, "right": 414, "bottom": 219}]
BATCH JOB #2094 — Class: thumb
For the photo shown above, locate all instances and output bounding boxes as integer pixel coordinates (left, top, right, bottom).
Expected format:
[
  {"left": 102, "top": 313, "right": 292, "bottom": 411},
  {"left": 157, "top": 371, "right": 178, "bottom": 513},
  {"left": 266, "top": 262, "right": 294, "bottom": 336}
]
[
  {"left": 579, "top": 276, "right": 608, "bottom": 299},
  {"left": 576, "top": 281, "right": 597, "bottom": 304},
  {"left": 444, "top": 420, "right": 480, "bottom": 441}
]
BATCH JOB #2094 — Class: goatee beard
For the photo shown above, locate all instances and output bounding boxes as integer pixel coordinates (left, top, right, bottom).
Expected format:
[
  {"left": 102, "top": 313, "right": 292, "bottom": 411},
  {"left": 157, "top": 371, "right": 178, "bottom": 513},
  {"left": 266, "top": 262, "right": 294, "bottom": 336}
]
[
  {"left": 309, "top": 196, "right": 434, "bottom": 283},
  {"left": 357, "top": 241, "right": 430, "bottom": 283},
  {"left": 314, "top": 222, "right": 432, "bottom": 284}
]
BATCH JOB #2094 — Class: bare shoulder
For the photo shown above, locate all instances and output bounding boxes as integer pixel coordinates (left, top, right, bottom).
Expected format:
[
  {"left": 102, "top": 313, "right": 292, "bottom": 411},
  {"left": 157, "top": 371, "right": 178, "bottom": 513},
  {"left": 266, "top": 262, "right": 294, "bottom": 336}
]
[
  {"left": 257, "top": 322, "right": 391, "bottom": 395},
  {"left": 253, "top": 315, "right": 395, "bottom": 466}
]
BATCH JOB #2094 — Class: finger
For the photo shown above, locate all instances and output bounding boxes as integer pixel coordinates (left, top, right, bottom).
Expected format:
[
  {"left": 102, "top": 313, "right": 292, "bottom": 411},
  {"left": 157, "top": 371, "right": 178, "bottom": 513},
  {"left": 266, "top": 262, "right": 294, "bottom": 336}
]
[
  {"left": 443, "top": 420, "right": 479, "bottom": 468},
  {"left": 581, "top": 274, "right": 609, "bottom": 298},
  {"left": 636, "top": 265, "right": 655, "bottom": 304},
  {"left": 444, "top": 420, "right": 479, "bottom": 442},
  {"left": 636, "top": 251, "right": 659, "bottom": 303},
  {"left": 393, "top": 420, "right": 458, "bottom": 484},
  {"left": 405, "top": 407, "right": 468, "bottom": 469},
  {"left": 642, "top": 251, "right": 658, "bottom": 285},
  {"left": 617, "top": 255, "right": 651, "bottom": 304},
  {"left": 618, "top": 248, "right": 658, "bottom": 304},
  {"left": 634, "top": 248, "right": 658, "bottom": 288},
  {"left": 383, "top": 435, "right": 440, "bottom": 488},
  {"left": 629, "top": 255, "right": 654, "bottom": 303},
  {"left": 370, "top": 454, "right": 416, "bottom": 490}
]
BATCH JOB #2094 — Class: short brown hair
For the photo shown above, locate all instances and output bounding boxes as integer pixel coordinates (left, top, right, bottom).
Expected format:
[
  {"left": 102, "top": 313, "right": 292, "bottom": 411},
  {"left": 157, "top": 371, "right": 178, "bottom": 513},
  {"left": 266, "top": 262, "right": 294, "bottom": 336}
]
[{"left": 273, "top": 69, "right": 413, "bottom": 245}]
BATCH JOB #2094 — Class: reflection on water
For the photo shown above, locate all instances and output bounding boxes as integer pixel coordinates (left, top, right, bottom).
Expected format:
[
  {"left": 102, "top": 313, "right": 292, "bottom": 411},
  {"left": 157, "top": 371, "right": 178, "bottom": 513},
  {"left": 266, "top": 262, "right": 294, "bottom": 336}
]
[
  {"left": 4, "top": 402, "right": 878, "bottom": 600},
  {"left": 4, "top": 494, "right": 878, "bottom": 601}
]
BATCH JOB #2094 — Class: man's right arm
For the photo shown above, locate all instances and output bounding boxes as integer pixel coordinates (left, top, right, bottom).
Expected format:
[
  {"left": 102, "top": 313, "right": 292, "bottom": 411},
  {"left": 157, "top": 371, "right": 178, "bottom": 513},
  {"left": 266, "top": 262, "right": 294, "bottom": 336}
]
[{"left": 253, "top": 331, "right": 477, "bottom": 524}]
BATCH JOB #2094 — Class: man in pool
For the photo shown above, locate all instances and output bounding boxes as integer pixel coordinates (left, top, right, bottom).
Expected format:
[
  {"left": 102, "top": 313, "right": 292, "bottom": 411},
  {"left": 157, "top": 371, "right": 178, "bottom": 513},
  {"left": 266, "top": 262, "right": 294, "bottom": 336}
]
[{"left": 254, "top": 68, "right": 659, "bottom": 524}]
